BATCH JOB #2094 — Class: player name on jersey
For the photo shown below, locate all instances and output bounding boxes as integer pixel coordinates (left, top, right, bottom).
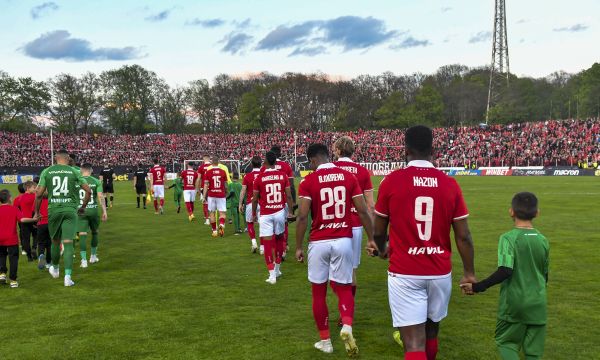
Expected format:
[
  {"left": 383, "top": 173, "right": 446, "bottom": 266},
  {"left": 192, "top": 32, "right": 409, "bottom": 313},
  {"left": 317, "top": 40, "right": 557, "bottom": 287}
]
[
  {"left": 413, "top": 177, "right": 438, "bottom": 188},
  {"left": 318, "top": 173, "right": 345, "bottom": 183},
  {"left": 262, "top": 174, "right": 285, "bottom": 182}
]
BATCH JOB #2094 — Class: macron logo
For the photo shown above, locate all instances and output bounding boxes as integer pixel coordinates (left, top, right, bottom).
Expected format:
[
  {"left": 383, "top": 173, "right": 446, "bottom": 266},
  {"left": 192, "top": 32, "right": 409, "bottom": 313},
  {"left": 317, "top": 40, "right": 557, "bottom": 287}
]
[{"left": 408, "top": 246, "right": 445, "bottom": 255}]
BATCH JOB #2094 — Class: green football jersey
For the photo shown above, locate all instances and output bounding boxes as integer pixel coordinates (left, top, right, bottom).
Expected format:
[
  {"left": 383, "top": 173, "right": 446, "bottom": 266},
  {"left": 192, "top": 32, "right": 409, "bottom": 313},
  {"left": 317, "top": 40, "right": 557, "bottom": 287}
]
[
  {"left": 39, "top": 164, "right": 88, "bottom": 211},
  {"left": 228, "top": 182, "right": 242, "bottom": 206},
  {"left": 78, "top": 175, "right": 103, "bottom": 212},
  {"left": 173, "top": 178, "right": 183, "bottom": 192},
  {"left": 497, "top": 228, "right": 550, "bottom": 325}
]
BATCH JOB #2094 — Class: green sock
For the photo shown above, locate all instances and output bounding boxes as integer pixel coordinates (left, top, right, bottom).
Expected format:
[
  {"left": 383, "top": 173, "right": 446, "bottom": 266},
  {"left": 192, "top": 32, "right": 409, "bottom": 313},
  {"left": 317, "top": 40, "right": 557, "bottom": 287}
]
[
  {"left": 51, "top": 242, "right": 60, "bottom": 266},
  {"left": 91, "top": 233, "right": 98, "bottom": 255},
  {"left": 63, "top": 242, "right": 74, "bottom": 276},
  {"left": 79, "top": 234, "right": 87, "bottom": 259}
]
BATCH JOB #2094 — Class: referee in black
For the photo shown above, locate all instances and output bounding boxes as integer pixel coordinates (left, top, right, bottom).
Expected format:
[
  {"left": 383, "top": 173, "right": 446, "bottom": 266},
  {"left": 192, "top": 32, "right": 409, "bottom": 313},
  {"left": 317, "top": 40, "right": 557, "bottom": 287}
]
[
  {"left": 133, "top": 164, "right": 148, "bottom": 209},
  {"left": 100, "top": 163, "right": 116, "bottom": 208}
]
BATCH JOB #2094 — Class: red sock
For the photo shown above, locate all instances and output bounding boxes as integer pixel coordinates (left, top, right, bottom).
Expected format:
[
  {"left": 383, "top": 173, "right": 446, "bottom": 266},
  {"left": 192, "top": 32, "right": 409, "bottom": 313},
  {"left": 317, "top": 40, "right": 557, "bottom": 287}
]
[
  {"left": 219, "top": 217, "right": 225, "bottom": 226},
  {"left": 203, "top": 203, "right": 209, "bottom": 218},
  {"left": 211, "top": 222, "right": 216, "bottom": 231},
  {"left": 274, "top": 234, "right": 285, "bottom": 264},
  {"left": 247, "top": 222, "right": 256, "bottom": 239},
  {"left": 352, "top": 285, "right": 357, "bottom": 298},
  {"left": 153, "top": 199, "right": 158, "bottom": 211},
  {"left": 190, "top": 202, "right": 194, "bottom": 212},
  {"left": 405, "top": 352, "right": 427, "bottom": 360},
  {"left": 311, "top": 283, "right": 330, "bottom": 340},
  {"left": 426, "top": 338, "right": 438, "bottom": 360},
  {"left": 334, "top": 282, "right": 354, "bottom": 326},
  {"left": 263, "top": 239, "right": 274, "bottom": 270},
  {"left": 329, "top": 281, "right": 338, "bottom": 294},
  {"left": 160, "top": 199, "right": 164, "bottom": 207},
  {"left": 185, "top": 202, "right": 193, "bottom": 215}
]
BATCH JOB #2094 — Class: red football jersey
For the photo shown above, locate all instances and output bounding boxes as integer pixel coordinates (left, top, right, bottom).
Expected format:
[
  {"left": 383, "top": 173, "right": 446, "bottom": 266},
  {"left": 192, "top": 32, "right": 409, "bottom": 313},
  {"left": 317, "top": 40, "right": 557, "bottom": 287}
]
[
  {"left": 150, "top": 165, "right": 167, "bottom": 185},
  {"left": 0, "top": 205, "right": 23, "bottom": 246},
  {"left": 242, "top": 169, "right": 261, "bottom": 203},
  {"left": 33, "top": 198, "right": 49, "bottom": 226},
  {"left": 333, "top": 158, "right": 373, "bottom": 227},
  {"left": 260, "top": 160, "right": 294, "bottom": 178},
  {"left": 298, "top": 163, "right": 362, "bottom": 242},
  {"left": 12, "top": 194, "right": 22, "bottom": 211},
  {"left": 204, "top": 166, "right": 227, "bottom": 198},
  {"left": 375, "top": 160, "right": 469, "bottom": 277},
  {"left": 180, "top": 169, "right": 199, "bottom": 190},
  {"left": 197, "top": 162, "right": 210, "bottom": 184},
  {"left": 253, "top": 169, "right": 290, "bottom": 215},
  {"left": 19, "top": 193, "right": 35, "bottom": 218}
]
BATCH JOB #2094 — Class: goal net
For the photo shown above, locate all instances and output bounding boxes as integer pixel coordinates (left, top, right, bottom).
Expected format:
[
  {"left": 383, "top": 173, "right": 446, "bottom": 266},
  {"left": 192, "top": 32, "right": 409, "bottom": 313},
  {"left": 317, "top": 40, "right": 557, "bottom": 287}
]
[{"left": 183, "top": 159, "right": 242, "bottom": 176}]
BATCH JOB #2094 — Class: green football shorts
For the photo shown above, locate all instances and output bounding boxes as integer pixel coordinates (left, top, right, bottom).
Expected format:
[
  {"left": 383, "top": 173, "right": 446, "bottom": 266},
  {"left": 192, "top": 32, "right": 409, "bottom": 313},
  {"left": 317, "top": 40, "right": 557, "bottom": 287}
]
[{"left": 48, "top": 210, "right": 78, "bottom": 241}]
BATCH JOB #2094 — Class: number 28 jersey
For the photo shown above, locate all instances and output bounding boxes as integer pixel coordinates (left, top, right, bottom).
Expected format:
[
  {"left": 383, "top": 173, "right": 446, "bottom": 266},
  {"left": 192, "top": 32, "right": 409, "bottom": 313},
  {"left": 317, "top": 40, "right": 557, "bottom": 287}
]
[
  {"left": 253, "top": 169, "right": 290, "bottom": 215},
  {"left": 375, "top": 161, "right": 469, "bottom": 277},
  {"left": 298, "top": 163, "right": 362, "bottom": 242},
  {"left": 205, "top": 166, "right": 227, "bottom": 198}
]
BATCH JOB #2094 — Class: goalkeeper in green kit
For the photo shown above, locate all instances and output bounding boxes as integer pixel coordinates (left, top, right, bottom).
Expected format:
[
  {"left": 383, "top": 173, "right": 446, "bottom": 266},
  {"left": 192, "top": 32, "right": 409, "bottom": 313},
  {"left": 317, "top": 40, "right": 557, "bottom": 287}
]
[
  {"left": 227, "top": 173, "right": 243, "bottom": 234},
  {"left": 461, "top": 192, "right": 549, "bottom": 360},
  {"left": 77, "top": 163, "right": 108, "bottom": 268}
]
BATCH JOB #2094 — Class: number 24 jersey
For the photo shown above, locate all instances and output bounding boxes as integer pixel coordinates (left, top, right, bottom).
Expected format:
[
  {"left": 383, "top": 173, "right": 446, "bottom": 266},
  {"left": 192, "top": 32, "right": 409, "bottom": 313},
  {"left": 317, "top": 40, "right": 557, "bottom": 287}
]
[
  {"left": 375, "top": 161, "right": 469, "bottom": 277},
  {"left": 298, "top": 163, "right": 362, "bottom": 242}
]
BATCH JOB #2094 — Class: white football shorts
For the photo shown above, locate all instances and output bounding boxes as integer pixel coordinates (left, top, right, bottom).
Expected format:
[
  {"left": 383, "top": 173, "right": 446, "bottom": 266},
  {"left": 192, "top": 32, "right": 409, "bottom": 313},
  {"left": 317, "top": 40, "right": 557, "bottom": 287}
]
[
  {"left": 259, "top": 209, "right": 286, "bottom": 238},
  {"left": 307, "top": 237, "right": 353, "bottom": 285},
  {"left": 245, "top": 204, "right": 260, "bottom": 223},
  {"left": 153, "top": 185, "right": 165, "bottom": 199},
  {"left": 207, "top": 197, "right": 226, "bottom": 212},
  {"left": 387, "top": 273, "right": 452, "bottom": 327},
  {"left": 352, "top": 227, "right": 363, "bottom": 269},
  {"left": 183, "top": 190, "right": 196, "bottom": 202}
]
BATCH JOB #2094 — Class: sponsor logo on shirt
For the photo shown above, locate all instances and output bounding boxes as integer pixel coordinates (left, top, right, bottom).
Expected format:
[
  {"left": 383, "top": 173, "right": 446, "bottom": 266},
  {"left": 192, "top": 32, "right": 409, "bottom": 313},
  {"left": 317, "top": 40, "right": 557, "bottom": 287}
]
[
  {"left": 319, "top": 222, "right": 349, "bottom": 230},
  {"left": 408, "top": 246, "right": 446, "bottom": 255}
]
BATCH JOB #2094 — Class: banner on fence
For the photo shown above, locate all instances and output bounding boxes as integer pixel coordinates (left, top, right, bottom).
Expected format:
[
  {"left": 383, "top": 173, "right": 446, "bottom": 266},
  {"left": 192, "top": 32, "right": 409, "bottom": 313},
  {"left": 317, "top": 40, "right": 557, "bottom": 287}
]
[{"left": 0, "top": 174, "right": 35, "bottom": 184}]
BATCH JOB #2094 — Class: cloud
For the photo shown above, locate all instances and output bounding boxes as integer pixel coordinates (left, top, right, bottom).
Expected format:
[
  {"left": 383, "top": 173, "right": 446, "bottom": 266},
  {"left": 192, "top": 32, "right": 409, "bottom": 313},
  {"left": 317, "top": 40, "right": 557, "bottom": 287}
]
[
  {"left": 256, "top": 21, "right": 321, "bottom": 50},
  {"left": 186, "top": 18, "right": 226, "bottom": 28},
  {"left": 289, "top": 46, "right": 327, "bottom": 57},
  {"left": 441, "top": 7, "right": 452, "bottom": 13},
  {"left": 30, "top": 2, "right": 58, "bottom": 19},
  {"left": 256, "top": 16, "right": 396, "bottom": 55},
  {"left": 22, "top": 30, "right": 144, "bottom": 61},
  {"left": 233, "top": 18, "right": 251, "bottom": 29},
  {"left": 220, "top": 32, "right": 253, "bottom": 55},
  {"left": 469, "top": 31, "right": 492, "bottom": 44},
  {"left": 145, "top": 9, "right": 172, "bottom": 22},
  {"left": 553, "top": 23, "right": 588, "bottom": 32},
  {"left": 391, "top": 36, "right": 431, "bottom": 50}
]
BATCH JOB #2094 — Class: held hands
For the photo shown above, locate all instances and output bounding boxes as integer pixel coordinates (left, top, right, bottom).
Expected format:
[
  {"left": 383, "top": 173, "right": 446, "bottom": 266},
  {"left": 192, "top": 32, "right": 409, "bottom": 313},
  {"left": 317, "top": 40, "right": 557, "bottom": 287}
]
[
  {"left": 77, "top": 207, "right": 86, "bottom": 216},
  {"left": 238, "top": 204, "right": 244, "bottom": 213},
  {"left": 459, "top": 274, "right": 477, "bottom": 295},
  {"left": 33, "top": 212, "right": 41, "bottom": 222},
  {"left": 365, "top": 239, "right": 379, "bottom": 257},
  {"left": 295, "top": 248, "right": 304, "bottom": 263}
]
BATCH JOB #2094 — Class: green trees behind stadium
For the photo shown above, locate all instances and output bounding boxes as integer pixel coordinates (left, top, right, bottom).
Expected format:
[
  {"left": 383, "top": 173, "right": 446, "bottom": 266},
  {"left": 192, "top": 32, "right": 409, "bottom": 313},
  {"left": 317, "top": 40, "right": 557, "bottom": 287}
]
[{"left": 1, "top": 63, "right": 599, "bottom": 134}]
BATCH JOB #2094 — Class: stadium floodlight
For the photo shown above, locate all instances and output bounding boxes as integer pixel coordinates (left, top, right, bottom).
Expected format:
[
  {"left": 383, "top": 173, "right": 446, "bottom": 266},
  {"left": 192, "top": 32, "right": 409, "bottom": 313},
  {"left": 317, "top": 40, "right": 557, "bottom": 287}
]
[{"left": 486, "top": 0, "right": 510, "bottom": 125}]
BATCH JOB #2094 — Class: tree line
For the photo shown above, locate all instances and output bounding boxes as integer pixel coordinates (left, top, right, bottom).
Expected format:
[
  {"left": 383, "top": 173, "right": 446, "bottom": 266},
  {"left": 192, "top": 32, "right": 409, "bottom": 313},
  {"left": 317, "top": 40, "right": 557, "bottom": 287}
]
[{"left": 1, "top": 63, "right": 599, "bottom": 134}]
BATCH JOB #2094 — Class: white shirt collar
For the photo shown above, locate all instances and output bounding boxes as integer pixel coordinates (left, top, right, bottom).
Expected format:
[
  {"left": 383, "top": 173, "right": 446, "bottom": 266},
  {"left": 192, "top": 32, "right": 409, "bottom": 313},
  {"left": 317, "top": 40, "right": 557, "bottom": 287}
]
[
  {"left": 407, "top": 160, "right": 435, "bottom": 168},
  {"left": 251, "top": 168, "right": 260, "bottom": 172},
  {"left": 337, "top": 157, "right": 354, "bottom": 163},
  {"left": 264, "top": 168, "right": 277, "bottom": 172},
  {"left": 316, "top": 163, "right": 336, "bottom": 171}
]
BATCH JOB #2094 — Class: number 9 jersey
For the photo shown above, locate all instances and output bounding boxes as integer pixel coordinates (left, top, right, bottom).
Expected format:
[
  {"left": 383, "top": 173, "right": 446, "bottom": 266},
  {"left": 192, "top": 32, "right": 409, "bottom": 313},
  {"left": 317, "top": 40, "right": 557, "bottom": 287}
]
[
  {"left": 374, "top": 160, "right": 469, "bottom": 277},
  {"left": 298, "top": 163, "right": 363, "bottom": 242}
]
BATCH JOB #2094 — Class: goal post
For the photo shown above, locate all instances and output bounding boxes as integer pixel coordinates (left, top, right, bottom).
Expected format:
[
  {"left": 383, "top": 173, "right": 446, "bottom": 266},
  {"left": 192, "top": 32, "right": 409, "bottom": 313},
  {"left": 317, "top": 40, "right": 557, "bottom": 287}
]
[{"left": 183, "top": 159, "right": 242, "bottom": 176}]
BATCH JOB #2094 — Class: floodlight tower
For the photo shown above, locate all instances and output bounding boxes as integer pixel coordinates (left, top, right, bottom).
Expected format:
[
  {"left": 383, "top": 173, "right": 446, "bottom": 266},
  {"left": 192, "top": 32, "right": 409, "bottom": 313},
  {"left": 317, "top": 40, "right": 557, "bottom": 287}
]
[{"left": 485, "top": 0, "right": 510, "bottom": 124}]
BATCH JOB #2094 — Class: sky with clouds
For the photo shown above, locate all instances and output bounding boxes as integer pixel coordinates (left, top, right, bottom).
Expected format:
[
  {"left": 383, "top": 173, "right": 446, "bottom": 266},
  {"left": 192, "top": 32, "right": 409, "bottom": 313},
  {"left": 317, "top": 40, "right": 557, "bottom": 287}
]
[{"left": 0, "top": 0, "right": 599, "bottom": 85}]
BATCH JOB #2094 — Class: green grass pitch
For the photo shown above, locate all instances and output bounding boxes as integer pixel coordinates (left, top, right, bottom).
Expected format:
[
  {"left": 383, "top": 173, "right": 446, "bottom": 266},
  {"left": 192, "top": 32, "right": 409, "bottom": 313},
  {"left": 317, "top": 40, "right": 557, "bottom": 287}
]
[{"left": 1, "top": 176, "right": 599, "bottom": 359}]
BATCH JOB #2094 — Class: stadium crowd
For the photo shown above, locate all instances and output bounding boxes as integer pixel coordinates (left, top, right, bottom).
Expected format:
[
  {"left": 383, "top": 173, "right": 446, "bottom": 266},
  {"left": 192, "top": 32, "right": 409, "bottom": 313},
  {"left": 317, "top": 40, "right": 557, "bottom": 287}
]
[{"left": 1, "top": 119, "right": 598, "bottom": 168}]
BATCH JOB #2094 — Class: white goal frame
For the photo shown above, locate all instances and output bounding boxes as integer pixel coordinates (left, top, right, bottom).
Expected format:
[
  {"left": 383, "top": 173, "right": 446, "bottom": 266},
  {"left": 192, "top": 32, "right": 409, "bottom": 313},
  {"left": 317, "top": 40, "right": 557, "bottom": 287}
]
[{"left": 183, "top": 159, "right": 242, "bottom": 176}]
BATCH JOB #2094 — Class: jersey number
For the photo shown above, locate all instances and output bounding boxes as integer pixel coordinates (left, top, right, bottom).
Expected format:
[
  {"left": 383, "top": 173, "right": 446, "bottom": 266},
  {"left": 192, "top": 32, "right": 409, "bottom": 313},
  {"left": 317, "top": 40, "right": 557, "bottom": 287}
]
[
  {"left": 265, "top": 183, "right": 282, "bottom": 204},
  {"left": 52, "top": 176, "right": 68, "bottom": 196},
  {"left": 415, "top": 196, "right": 434, "bottom": 241},
  {"left": 320, "top": 186, "right": 346, "bottom": 220},
  {"left": 79, "top": 189, "right": 94, "bottom": 205},
  {"left": 156, "top": 171, "right": 162, "bottom": 180},
  {"left": 187, "top": 175, "right": 195, "bottom": 186},
  {"left": 213, "top": 176, "right": 221, "bottom": 188}
]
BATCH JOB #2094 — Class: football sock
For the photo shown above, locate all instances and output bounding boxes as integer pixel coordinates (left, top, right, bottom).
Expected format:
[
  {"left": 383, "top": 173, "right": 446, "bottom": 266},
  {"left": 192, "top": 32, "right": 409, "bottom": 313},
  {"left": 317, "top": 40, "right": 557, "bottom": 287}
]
[
  {"left": 110, "top": 196, "right": 114, "bottom": 204},
  {"left": 405, "top": 352, "right": 427, "bottom": 360},
  {"left": 334, "top": 282, "right": 354, "bottom": 326},
  {"left": 190, "top": 202, "right": 194, "bottom": 212},
  {"left": 79, "top": 234, "right": 87, "bottom": 259},
  {"left": 105, "top": 198, "right": 108, "bottom": 208},
  {"left": 274, "top": 234, "right": 285, "bottom": 264},
  {"left": 160, "top": 199, "right": 164, "bottom": 207},
  {"left": 51, "top": 242, "right": 60, "bottom": 266},
  {"left": 136, "top": 197, "right": 140, "bottom": 207},
  {"left": 91, "top": 233, "right": 98, "bottom": 254},
  {"left": 154, "top": 200, "right": 158, "bottom": 211},
  {"left": 63, "top": 242, "right": 74, "bottom": 276},
  {"left": 311, "top": 282, "right": 330, "bottom": 340},
  {"left": 211, "top": 222, "right": 217, "bottom": 231},
  {"left": 262, "top": 239, "right": 275, "bottom": 270},
  {"left": 219, "top": 218, "right": 225, "bottom": 226},
  {"left": 142, "top": 195, "right": 147, "bottom": 207},
  {"left": 247, "top": 223, "right": 256, "bottom": 239},
  {"left": 203, "top": 203, "right": 209, "bottom": 218},
  {"left": 185, "top": 202, "right": 193, "bottom": 215},
  {"left": 426, "top": 338, "right": 438, "bottom": 360}
]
